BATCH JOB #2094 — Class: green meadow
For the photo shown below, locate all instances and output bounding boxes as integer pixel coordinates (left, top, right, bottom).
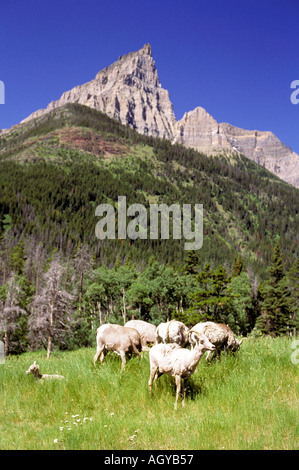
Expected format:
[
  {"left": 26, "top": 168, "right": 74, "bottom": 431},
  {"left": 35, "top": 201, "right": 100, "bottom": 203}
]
[{"left": 0, "top": 336, "right": 298, "bottom": 450}]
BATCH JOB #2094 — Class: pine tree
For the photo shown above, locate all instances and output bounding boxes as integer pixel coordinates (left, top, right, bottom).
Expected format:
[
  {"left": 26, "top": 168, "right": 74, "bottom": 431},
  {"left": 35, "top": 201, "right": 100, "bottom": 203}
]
[
  {"left": 231, "top": 255, "right": 245, "bottom": 278},
  {"left": 288, "top": 258, "right": 299, "bottom": 336},
  {"left": 11, "top": 240, "right": 26, "bottom": 276},
  {"left": 187, "top": 264, "right": 232, "bottom": 324},
  {"left": 257, "top": 241, "right": 293, "bottom": 336},
  {"left": 72, "top": 244, "right": 93, "bottom": 315},
  {"left": 183, "top": 250, "right": 199, "bottom": 276},
  {"left": 229, "top": 272, "right": 253, "bottom": 334}
]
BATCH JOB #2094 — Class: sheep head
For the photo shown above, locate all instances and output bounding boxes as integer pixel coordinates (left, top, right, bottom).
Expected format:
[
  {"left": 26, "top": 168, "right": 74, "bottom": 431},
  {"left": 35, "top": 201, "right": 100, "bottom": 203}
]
[
  {"left": 26, "top": 361, "right": 40, "bottom": 377},
  {"left": 189, "top": 331, "right": 215, "bottom": 352}
]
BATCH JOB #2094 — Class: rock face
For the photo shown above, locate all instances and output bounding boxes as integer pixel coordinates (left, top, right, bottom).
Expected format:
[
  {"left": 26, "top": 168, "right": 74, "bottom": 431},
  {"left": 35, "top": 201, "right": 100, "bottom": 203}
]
[
  {"left": 22, "top": 43, "right": 176, "bottom": 140},
  {"left": 175, "top": 107, "right": 231, "bottom": 154},
  {"left": 20, "top": 43, "right": 299, "bottom": 188},
  {"left": 175, "top": 107, "right": 299, "bottom": 187},
  {"left": 219, "top": 123, "right": 299, "bottom": 188}
]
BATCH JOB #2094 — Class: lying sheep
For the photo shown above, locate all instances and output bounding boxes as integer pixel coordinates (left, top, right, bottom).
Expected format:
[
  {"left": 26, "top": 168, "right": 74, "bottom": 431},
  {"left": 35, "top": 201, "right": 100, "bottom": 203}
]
[
  {"left": 190, "top": 321, "right": 244, "bottom": 360},
  {"left": 94, "top": 323, "right": 142, "bottom": 370},
  {"left": 26, "top": 361, "right": 65, "bottom": 380},
  {"left": 155, "top": 320, "right": 189, "bottom": 347},
  {"left": 149, "top": 331, "right": 215, "bottom": 409}
]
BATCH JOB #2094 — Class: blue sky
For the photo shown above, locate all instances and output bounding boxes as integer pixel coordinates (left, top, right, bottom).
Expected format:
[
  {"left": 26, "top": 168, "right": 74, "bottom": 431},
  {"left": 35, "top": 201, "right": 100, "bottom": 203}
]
[{"left": 0, "top": 0, "right": 298, "bottom": 153}]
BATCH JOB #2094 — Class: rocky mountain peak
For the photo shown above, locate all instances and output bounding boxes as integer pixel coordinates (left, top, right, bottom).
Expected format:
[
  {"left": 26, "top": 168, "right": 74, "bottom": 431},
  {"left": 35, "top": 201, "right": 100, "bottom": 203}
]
[
  {"left": 175, "top": 106, "right": 231, "bottom": 154},
  {"left": 142, "top": 43, "right": 152, "bottom": 55},
  {"left": 21, "top": 43, "right": 176, "bottom": 140},
  {"left": 19, "top": 44, "right": 299, "bottom": 187},
  {"left": 175, "top": 106, "right": 299, "bottom": 187},
  {"left": 95, "top": 43, "right": 160, "bottom": 90}
]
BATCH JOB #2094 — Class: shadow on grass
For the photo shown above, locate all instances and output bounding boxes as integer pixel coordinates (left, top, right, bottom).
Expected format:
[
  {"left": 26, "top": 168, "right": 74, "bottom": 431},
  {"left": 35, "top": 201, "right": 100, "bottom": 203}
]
[
  {"left": 151, "top": 374, "right": 209, "bottom": 404},
  {"left": 185, "top": 376, "right": 208, "bottom": 400}
]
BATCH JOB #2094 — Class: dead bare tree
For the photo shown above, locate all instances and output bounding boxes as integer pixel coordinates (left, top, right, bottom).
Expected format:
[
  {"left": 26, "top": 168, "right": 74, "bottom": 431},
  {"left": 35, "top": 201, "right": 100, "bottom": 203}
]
[
  {"left": 28, "top": 259, "right": 74, "bottom": 358},
  {"left": 0, "top": 273, "right": 26, "bottom": 356}
]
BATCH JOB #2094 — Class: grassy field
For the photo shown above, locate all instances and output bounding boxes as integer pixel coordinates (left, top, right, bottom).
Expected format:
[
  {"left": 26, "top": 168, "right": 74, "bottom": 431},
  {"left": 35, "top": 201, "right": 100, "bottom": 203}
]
[{"left": 0, "top": 337, "right": 298, "bottom": 450}]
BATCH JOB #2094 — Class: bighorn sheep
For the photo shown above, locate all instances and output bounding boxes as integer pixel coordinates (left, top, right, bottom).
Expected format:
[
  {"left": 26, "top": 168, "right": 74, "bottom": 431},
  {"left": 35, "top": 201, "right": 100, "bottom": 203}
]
[
  {"left": 125, "top": 320, "right": 156, "bottom": 350},
  {"left": 190, "top": 321, "right": 244, "bottom": 360},
  {"left": 94, "top": 323, "right": 142, "bottom": 370},
  {"left": 149, "top": 331, "right": 215, "bottom": 409},
  {"left": 26, "top": 361, "right": 65, "bottom": 380},
  {"left": 155, "top": 320, "right": 189, "bottom": 347}
]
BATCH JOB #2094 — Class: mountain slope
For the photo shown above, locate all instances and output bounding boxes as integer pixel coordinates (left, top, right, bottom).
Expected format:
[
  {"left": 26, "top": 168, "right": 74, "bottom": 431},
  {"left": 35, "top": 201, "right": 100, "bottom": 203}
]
[
  {"left": 17, "top": 44, "right": 299, "bottom": 188},
  {"left": 1, "top": 103, "right": 298, "bottom": 273}
]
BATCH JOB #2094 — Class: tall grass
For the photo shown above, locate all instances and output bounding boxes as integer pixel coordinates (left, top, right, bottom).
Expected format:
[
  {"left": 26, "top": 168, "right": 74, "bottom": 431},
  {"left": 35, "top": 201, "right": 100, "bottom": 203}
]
[{"left": 0, "top": 337, "right": 298, "bottom": 450}]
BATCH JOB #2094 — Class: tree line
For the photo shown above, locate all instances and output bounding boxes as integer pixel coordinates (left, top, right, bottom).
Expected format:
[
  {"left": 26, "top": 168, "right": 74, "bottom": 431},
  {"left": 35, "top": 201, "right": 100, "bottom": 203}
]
[{"left": 0, "top": 235, "right": 298, "bottom": 357}]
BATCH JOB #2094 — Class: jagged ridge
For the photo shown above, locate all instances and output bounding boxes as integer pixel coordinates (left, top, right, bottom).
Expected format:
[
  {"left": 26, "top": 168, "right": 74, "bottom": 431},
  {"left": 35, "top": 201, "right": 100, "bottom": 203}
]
[{"left": 19, "top": 43, "right": 299, "bottom": 188}]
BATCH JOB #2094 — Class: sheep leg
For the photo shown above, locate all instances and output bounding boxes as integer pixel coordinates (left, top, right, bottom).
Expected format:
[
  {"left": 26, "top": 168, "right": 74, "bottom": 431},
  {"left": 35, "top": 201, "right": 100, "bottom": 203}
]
[
  {"left": 131, "top": 342, "right": 141, "bottom": 357},
  {"left": 206, "top": 350, "right": 213, "bottom": 361},
  {"left": 120, "top": 352, "right": 126, "bottom": 371},
  {"left": 148, "top": 365, "right": 158, "bottom": 395},
  {"left": 206, "top": 349, "right": 218, "bottom": 361},
  {"left": 175, "top": 376, "right": 182, "bottom": 410},
  {"left": 141, "top": 336, "right": 150, "bottom": 352},
  {"left": 94, "top": 345, "right": 104, "bottom": 367},
  {"left": 99, "top": 351, "right": 105, "bottom": 362},
  {"left": 182, "top": 379, "right": 188, "bottom": 408}
]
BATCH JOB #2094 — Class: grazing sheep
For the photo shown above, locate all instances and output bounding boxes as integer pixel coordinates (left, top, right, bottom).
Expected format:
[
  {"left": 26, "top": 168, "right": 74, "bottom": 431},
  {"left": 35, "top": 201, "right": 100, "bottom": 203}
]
[
  {"left": 124, "top": 319, "right": 156, "bottom": 350},
  {"left": 26, "top": 361, "right": 65, "bottom": 380},
  {"left": 190, "top": 321, "right": 244, "bottom": 360},
  {"left": 149, "top": 332, "right": 215, "bottom": 409},
  {"left": 94, "top": 323, "right": 142, "bottom": 370},
  {"left": 155, "top": 320, "right": 189, "bottom": 347}
]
